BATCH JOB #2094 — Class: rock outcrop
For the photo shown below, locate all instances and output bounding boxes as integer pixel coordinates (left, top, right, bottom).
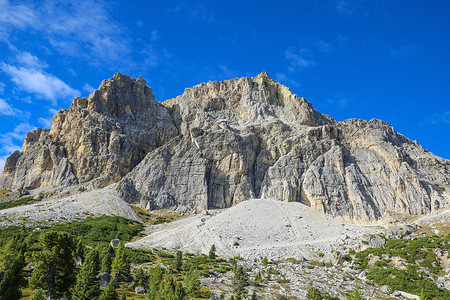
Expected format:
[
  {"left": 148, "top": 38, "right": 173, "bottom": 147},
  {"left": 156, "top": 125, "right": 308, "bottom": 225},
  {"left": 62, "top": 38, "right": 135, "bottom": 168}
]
[
  {"left": 1, "top": 72, "right": 449, "bottom": 223},
  {"left": 0, "top": 73, "right": 177, "bottom": 190}
]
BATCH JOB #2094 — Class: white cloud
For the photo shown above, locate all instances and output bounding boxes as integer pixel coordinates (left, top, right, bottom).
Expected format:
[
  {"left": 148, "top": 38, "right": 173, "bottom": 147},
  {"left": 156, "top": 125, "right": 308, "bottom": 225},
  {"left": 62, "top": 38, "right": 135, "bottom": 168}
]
[
  {"left": 0, "top": 0, "right": 131, "bottom": 65},
  {"left": 1, "top": 63, "right": 80, "bottom": 105},
  {"left": 0, "top": 0, "right": 36, "bottom": 41},
  {"left": 150, "top": 30, "right": 160, "bottom": 42},
  {"left": 285, "top": 48, "right": 316, "bottom": 72},
  {"left": 421, "top": 111, "right": 450, "bottom": 127},
  {"left": 275, "top": 73, "right": 298, "bottom": 87},
  {"left": 0, "top": 82, "right": 5, "bottom": 94},
  {"left": 0, "top": 156, "right": 6, "bottom": 173},
  {"left": 16, "top": 52, "right": 48, "bottom": 69},
  {"left": 83, "top": 83, "right": 95, "bottom": 94},
  {"left": 0, "top": 122, "right": 37, "bottom": 170},
  {"left": 0, "top": 98, "right": 22, "bottom": 116},
  {"left": 38, "top": 117, "right": 52, "bottom": 128}
]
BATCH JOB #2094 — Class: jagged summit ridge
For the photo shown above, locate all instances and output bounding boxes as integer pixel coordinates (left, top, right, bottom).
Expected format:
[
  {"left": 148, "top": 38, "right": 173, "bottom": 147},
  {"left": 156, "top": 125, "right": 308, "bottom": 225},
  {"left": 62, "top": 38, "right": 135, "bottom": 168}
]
[{"left": 1, "top": 72, "right": 449, "bottom": 223}]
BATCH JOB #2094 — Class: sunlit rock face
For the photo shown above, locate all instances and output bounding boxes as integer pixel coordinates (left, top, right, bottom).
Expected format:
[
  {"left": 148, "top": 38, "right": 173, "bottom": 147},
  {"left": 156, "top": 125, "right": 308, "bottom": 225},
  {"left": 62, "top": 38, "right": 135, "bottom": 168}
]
[{"left": 2, "top": 72, "right": 449, "bottom": 223}]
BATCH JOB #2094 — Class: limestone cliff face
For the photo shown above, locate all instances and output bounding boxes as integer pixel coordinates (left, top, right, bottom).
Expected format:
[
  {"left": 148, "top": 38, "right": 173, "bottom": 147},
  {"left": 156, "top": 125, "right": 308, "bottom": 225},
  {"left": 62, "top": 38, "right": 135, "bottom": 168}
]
[
  {"left": 1, "top": 72, "right": 449, "bottom": 223},
  {"left": 0, "top": 73, "right": 178, "bottom": 190}
]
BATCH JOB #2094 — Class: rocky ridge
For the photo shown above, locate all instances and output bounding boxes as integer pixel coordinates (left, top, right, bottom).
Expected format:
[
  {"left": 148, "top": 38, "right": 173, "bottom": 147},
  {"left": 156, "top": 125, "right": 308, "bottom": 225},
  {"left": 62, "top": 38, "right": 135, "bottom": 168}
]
[{"left": 1, "top": 72, "right": 449, "bottom": 223}]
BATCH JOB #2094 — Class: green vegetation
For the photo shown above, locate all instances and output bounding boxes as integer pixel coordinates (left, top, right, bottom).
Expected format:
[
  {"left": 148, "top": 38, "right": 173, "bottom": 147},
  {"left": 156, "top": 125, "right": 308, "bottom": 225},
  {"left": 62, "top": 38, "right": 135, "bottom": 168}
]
[
  {"left": 306, "top": 286, "right": 340, "bottom": 300},
  {"left": 72, "top": 249, "right": 101, "bottom": 300},
  {"left": 0, "top": 214, "right": 236, "bottom": 299},
  {"left": 29, "top": 231, "right": 77, "bottom": 300},
  {"left": 352, "top": 234, "right": 450, "bottom": 300},
  {"left": 0, "top": 196, "right": 37, "bottom": 210}
]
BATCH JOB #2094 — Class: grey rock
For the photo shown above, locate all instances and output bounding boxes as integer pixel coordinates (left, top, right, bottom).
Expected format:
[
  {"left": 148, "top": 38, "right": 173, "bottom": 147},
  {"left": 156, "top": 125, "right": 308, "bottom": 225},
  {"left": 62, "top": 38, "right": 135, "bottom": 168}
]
[
  {"left": 0, "top": 73, "right": 177, "bottom": 190},
  {"left": 135, "top": 286, "right": 146, "bottom": 294},
  {"left": 1, "top": 72, "right": 449, "bottom": 223},
  {"left": 367, "top": 235, "right": 386, "bottom": 248},
  {"left": 110, "top": 239, "right": 120, "bottom": 247},
  {"left": 97, "top": 272, "right": 112, "bottom": 288},
  {"left": 385, "top": 225, "right": 416, "bottom": 238},
  {"left": 381, "top": 285, "right": 391, "bottom": 293}
]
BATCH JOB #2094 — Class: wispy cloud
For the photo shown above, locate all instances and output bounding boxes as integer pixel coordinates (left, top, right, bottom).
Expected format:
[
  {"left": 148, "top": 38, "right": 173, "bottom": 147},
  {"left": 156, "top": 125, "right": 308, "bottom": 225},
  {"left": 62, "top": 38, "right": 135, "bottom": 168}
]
[
  {"left": 421, "top": 111, "right": 450, "bottom": 127},
  {"left": 0, "top": 0, "right": 131, "bottom": 66},
  {"left": 38, "top": 117, "right": 52, "bottom": 128},
  {"left": 334, "top": 0, "right": 366, "bottom": 17},
  {"left": 389, "top": 44, "right": 420, "bottom": 58},
  {"left": 0, "top": 122, "right": 37, "bottom": 171},
  {"left": 0, "top": 0, "right": 36, "bottom": 41},
  {"left": 1, "top": 60, "right": 80, "bottom": 105},
  {"left": 275, "top": 73, "right": 298, "bottom": 87},
  {"left": 83, "top": 83, "right": 95, "bottom": 94},
  {"left": 173, "top": 1, "right": 215, "bottom": 23},
  {"left": 0, "top": 82, "right": 5, "bottom": 94},
  {"left": 285, "top": 48, "right": 316, "bottom": 72},
  {"left": 0, "top": 98, "right": 22, "bottom": 117}
]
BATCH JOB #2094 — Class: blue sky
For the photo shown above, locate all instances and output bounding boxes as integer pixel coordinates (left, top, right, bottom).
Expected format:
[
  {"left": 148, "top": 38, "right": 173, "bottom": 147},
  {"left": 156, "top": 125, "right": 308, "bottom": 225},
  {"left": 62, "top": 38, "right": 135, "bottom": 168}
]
[{"left": 0, "top": 1, "right": 449, "bottom": 171}]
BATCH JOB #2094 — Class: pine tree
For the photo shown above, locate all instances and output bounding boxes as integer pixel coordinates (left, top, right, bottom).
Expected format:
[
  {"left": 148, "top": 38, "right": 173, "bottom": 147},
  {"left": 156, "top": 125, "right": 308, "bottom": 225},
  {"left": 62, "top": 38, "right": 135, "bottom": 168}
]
[
  {"left": 99, "top": 279, "right": 118, "bottom": 300},
  {"left": 147, "top": 265, "right": 165, "bottom": 300},
  {"left": 174, "top": 250, "right": 183, "bottom": 272},
  {"left": 120, "top": 290, "right": 127, "bottom": 300},
  {"left": 161, "top": 274, "right": 176, "bottom": 298},
  {"left": 209, "top": 244, "right": 216, "bottom": 260},
  {"left": 111, "top": 241, "right": 129, "bottom": 279},
  {"left": 133, "top": 268, "right": 146, "bottom": 288},
  {"left": 419, "top": 288, "right": 427, "bottom": 300},
  {"left": 254, "top": 271, "right": 262, "bottom": 286},
  {"left": 29, "top": 231, "right": 76, "bottom": 300},
  {"left": 262, "top": 257, "right": 268, "bottom": 267},
  {"left": 101, "top": 253, "right": 112, "bottom": 274},
  {"left": 0, "top": 257, "right": 25, "bottom": 300},
  {"left": 75, "top": 239, "right": 85, "bottom": 259},
  {"left": 174, "top": 281, "right": 186, "bottom": 300},
  {"left": 232, "top": 266, "right": 249, "bottom": 299},
  {"left": 72, "top": 249, "right": 101, "bottom": 300},
  {"left": 184, "top": 266, "right": 200, "bottom": 297},
  {"left": 31, "top": 289, "right": 46, "bottom": 300}
]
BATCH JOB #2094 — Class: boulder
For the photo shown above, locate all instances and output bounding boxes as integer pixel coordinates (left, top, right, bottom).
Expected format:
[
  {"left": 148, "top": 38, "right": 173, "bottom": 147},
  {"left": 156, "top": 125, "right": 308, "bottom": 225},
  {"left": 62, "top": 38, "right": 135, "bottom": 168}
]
[{"left": 97, "top": 272, "right": 112, "bottom": 288}]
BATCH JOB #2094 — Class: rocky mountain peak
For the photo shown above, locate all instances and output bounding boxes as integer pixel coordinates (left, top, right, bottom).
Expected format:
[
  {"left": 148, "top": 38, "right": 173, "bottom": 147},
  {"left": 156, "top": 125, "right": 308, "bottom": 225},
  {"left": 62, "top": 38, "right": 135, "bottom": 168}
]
[
  {"left": 70, "top": 72, "right": 155, "bottom": 118},
  {"left": 1, "top": 73, "right": 449, "bottom": 224}
]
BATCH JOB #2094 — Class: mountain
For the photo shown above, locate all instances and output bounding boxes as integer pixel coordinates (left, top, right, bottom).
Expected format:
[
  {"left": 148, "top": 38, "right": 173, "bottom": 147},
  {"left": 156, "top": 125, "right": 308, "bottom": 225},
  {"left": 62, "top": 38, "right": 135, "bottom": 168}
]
[{"left": 1, "top": 72, "right": 449, "bottom": 223}]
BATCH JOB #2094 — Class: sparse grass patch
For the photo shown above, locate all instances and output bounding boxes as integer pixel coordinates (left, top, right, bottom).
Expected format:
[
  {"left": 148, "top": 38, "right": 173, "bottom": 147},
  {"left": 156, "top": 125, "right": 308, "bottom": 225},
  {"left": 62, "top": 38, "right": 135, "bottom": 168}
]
[{"left": 0, "top": 196, "right": 37, "bottom": 210}]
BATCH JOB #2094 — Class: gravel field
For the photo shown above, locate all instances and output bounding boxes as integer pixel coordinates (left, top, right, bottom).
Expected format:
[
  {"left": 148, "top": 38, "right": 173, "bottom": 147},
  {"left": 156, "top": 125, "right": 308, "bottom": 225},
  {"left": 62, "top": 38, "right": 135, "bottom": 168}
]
[
  {"left": 0, "top": 184, "right": 141, "bottom": 227},
  {"left": 127, "top": 199, "right": 380, "bottom": 260}
]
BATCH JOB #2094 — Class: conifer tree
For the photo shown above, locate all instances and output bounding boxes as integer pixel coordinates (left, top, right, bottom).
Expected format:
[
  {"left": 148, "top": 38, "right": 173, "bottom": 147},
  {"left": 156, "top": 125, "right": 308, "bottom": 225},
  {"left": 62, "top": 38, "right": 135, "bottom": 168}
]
[
  {"left": 174, "top": 250, "right": 183, "bottom": 272},
  {"left": 147, "top": 265, "right": 165, "bottom": 299},
  {"left": 174, "top": 281, "right": 186, "bottom": 300},
  {"left": 99, "top": 279, "right": 118, "bottom": 300},
  {"left": 120, "top": 290, "right": 127, "bottom": 300},
  {"left": 29, "top": 231, "right": 76, "bottom": 300},
  {"left": 31, "top": 289, "right": 46, "bottom": 300},
  {"left": 184, "top": 266, "right": 200, "bottom": 297},
  {"left": 161, "top": 274, "right": 176, "bottom": 299},
  {"left": 72, "top": 249, "right": 101, "bottom": 300},
  {"left": 133, "top": 268, "right": 146, "bottom": 288},
  {"left": 101, "top": 253, "right": 112, "bottom": 274},
  {"left": 209, "top": 244, "right": 216, "bottom": 260},
  {"left": 0, "top": 257, "right": 25, "bottom": 300},
  {"left": 111, "top": 241, "right": 129, "bottom": 279},
  {"left": 75, "top": 239, "right": 85, "bottom": 259},
  {"left": 232, "top": 266, "right": 249, "bottom": 299}
]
